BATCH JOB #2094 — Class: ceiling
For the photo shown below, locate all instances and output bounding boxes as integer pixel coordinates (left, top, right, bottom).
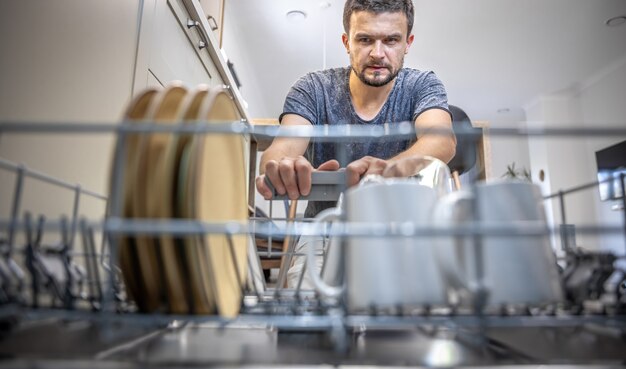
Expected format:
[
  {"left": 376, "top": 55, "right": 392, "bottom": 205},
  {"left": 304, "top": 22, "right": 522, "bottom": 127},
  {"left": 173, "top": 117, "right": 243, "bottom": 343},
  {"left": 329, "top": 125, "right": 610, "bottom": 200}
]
[{"left": 223, "top": 0, "right": 626, "bottom": 124}]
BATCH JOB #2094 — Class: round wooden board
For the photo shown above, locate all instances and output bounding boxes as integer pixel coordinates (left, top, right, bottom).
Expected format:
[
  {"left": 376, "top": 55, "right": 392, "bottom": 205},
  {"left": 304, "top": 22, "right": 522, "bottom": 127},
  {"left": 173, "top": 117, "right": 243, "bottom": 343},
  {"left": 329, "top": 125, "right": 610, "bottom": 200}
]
[
  {"left": 162, "top": 85, "right": 215, "bottom": 314},
  {"left": 110, "top": 87, "right": 160, "bottom": 312},
  {"left": 188, "top": 86, "right": 248, "bottom": 317},
  {"left": 133, "top": 84, "right": 188, "bottom": 313}
]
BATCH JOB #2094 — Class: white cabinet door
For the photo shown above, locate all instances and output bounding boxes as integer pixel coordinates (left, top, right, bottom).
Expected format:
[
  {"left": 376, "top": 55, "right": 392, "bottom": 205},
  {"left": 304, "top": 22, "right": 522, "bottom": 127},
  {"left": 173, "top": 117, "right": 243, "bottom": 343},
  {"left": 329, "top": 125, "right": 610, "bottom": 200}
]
[
  {"left": 134, "top": 0, "right": 223, "bottom": 91},
  {"left": 199, "top": 0, "right": 225, "bottom": 46},
  {"left": 133, "top": 0, "right": 251, "bottom": 204}
]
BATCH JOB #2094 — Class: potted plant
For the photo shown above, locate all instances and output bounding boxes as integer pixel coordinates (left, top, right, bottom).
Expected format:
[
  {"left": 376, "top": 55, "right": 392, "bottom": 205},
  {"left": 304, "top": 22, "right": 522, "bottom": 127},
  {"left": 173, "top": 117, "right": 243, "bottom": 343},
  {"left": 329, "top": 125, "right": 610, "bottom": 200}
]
[{"left": 502, "top": 162, "right": 532, "bottom": 181}]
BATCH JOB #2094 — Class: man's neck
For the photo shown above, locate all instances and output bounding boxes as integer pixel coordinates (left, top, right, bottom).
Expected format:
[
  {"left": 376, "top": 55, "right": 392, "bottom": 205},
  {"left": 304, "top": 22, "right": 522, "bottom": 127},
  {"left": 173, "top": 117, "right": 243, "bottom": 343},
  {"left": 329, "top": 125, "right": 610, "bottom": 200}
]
[{"left": 349, "top": 69, "right": 396, "bottom": 121}]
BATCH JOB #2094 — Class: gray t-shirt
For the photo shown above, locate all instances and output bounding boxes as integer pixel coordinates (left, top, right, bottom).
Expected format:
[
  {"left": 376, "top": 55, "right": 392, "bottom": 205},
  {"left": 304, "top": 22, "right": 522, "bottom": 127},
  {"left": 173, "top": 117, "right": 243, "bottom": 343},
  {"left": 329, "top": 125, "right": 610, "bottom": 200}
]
[{"left": 280, "top": 67, "right": 450, "bottom": 217}]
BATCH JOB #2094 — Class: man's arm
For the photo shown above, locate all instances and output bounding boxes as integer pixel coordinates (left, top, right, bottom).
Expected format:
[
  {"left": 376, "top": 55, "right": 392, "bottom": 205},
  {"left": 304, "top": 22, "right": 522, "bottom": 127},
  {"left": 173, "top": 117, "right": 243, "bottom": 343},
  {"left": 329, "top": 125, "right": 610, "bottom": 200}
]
[
  {"left": 256, "top": 114, "right": 339, "bottom": 200},
  {"left": 346, "top": 108, "right": 456, "bottom": 185}
]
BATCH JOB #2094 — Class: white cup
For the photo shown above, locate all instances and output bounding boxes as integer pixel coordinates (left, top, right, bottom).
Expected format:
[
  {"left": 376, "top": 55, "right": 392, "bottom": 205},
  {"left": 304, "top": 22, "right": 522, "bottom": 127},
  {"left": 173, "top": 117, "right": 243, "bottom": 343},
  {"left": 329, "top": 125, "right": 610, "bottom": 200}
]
[
  {"left": 306, "top": 177, "right": 448, "bottom": 312},
  {"left": 433, "top": 180, "right": 563, "bottom": 306}
]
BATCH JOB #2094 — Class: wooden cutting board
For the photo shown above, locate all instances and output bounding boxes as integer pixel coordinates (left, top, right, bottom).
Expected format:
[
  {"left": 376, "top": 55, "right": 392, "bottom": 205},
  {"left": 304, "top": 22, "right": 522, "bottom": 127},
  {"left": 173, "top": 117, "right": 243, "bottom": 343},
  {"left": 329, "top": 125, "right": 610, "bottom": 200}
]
[
  {"left": 164, "top": 85, "right": 215, "bottom": 314},
  {"left": 188, "top": 86, "right": 248, "bottom": 317},
  {"left": 111, "top": 87, "right": 159, "bottom": 312},
  {"left": 133, "top": 84, "right": 188, "bottom": 313}
]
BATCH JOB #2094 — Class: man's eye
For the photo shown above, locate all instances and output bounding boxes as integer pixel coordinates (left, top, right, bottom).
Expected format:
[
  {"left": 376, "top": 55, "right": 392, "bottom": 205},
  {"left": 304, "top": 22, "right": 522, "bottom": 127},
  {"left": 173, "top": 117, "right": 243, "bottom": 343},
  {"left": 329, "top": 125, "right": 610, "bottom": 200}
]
[
  {"left": 386, "top": 38, "right": 399, "bottom": 45},
  {"left": 358, "top": 38, "right": 371, "bottom": 43}
]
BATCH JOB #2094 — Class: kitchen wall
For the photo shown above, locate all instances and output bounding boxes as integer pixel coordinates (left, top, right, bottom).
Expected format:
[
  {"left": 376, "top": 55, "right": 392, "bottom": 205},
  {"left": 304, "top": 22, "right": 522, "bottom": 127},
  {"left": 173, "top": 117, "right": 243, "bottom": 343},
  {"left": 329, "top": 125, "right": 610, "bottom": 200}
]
[
  {"left": 488, "top": 120, "right": 532, "bottom": 181},
  {"left": 578, "top": 56, "right": 626, "bottom": 254},
  {"left": 0, "top": 0, "right": 141, "bottom": 221},
  {"left": 221, "top": 12, "right": 272, "bottom": 120},
  {"left": 221, "top": 10, "right": 311, "bottom": 219},
  {"left": 525, "top": 56, "right": 626, "bottom": 253}
]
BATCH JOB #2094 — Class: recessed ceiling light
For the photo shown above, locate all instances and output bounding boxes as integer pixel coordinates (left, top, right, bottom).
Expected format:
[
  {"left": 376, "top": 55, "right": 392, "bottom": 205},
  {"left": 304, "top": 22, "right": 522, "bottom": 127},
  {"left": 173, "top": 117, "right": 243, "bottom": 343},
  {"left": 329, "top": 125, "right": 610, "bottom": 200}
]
[
  {"left": 497, "top": 108, "right": 510, "bottom": 114},
  {"left": 286, "top": 10, "right": 307, "bottom": 22},
  {"left": 605, "top": 15, "right": 626, "bottom": 27}
]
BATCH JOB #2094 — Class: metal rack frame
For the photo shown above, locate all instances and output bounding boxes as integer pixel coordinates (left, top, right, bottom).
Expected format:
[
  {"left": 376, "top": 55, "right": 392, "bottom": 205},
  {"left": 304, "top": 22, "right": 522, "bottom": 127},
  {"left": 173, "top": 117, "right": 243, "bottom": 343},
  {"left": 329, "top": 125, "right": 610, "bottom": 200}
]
[{"left": 1, "top": 122, "right": 626, "bottom": 365}]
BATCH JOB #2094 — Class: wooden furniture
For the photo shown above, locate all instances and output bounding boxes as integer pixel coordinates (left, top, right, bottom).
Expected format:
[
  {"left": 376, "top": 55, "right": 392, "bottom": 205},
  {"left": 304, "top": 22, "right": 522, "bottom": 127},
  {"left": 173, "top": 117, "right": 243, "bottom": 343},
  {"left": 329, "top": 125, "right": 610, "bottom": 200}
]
[
  {"left": 248, "top": 118, "right": 279, "bottom": 210},
  {"left": 473, "top": 121, "right": 492, "bottom": 181}
]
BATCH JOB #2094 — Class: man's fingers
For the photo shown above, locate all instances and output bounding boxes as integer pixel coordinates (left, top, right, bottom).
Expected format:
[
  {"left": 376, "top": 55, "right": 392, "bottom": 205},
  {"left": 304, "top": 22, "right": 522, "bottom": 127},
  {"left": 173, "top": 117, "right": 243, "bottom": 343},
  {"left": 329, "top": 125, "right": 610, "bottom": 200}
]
[
  {"left": 264, "top": 160, "right": 285, "bottom": 195},
  {"left": 346, "top": 159, "right": 370, "bottom": 187},
  {"left": 382, "top": 157, "right": 429, "bottom": 178},
  {"left": 278, "top": 159, "right": 300, "bottom": 200},
  {"left": 317, "top": 159, "right": 340, "bottom": 171},
  {"left": 346, "top": 156, "right": 389, "bottom": 186},
  {"left": 364, "top": 158, "right": 387, "bottom": 176},
  {"left": 295, "top": 157, "right": 313, "bottom": 196},
  {"left": 381, "top": 162, "right": 402, "bottom": 178},
  {"left": 255, "top": 175, "right": 273, "bottom": 200},
  {"left": 259, "top": 156, "right": 316, "bottom": 200}
]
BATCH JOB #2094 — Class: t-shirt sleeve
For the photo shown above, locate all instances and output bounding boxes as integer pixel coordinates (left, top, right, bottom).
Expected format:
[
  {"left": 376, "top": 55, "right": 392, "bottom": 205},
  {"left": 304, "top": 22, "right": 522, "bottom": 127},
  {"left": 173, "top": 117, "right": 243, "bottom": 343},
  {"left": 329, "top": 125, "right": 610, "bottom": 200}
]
[
  {"left": 412, "top": 71, "right": 451, "bottom": 121},
  {"left": 279, "top": 74, "right": 318, "bottom": 125}
]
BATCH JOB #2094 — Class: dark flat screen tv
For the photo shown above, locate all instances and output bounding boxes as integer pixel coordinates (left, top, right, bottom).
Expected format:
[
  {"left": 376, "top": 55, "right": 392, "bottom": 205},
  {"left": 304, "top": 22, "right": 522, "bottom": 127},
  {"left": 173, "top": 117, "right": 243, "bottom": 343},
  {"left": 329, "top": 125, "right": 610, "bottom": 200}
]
[{"left": 595, "top": 140, "right": 626, "bottom": 201}]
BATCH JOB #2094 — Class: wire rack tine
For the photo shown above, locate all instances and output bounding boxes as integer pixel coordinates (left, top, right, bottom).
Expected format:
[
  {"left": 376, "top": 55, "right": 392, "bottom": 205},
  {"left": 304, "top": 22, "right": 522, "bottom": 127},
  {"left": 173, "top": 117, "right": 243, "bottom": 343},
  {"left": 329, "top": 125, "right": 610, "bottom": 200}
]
[
  {"left": 80, "top": 219, "right": 97, "bottom": 310},
  {"left": 201, "top": 236, "right": 220, "bottom": 315},
  {"left": 86, "top": 220, "right": 104, "bottom": 310},
  {"left": 7, "top": 164, "right": 25, "bottom": 257},
  {"left": 245, "top": 243, "right": 262, "bottom": 301},
  {"left": 294, "top": 257, "right": 307, "bottom": 299},
  {"left": 226, "top": 233, "right": 244, "bottom": 301},
  {"left": 620, "top": 173, "right": 626, "bottom": 253},
  {"left": 59, "top": 216, "right": 74, "bottom": 309}
]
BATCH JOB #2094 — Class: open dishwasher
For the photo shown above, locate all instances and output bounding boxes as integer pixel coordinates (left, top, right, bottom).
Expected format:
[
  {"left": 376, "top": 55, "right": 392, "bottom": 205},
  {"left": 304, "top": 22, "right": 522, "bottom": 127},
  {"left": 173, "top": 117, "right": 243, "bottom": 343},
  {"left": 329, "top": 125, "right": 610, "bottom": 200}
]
[{"left": 1, "top": 115, "right": 626, "bottom": 369}]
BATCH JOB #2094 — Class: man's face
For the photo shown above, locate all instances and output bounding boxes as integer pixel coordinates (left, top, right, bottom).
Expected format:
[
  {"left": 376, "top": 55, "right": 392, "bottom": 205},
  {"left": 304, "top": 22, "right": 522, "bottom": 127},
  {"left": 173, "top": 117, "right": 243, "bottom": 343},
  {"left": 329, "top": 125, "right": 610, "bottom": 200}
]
[{"left": 343, "top": 11, "right": 414, "bottom": 87}]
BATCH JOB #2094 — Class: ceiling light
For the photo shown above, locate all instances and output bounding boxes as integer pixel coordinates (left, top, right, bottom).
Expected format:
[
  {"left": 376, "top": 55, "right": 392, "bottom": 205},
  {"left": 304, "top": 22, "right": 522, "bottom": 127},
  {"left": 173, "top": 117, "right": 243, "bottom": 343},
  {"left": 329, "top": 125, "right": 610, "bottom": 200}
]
[
  {"left": 605, "top": 15, "right": 626, "bottom": 27},
  {"left": 286, "top": 10, "right": 307, "bottom": 22},
  {"left": 497, "top": 108, "right": 510, "bottom": 114}
]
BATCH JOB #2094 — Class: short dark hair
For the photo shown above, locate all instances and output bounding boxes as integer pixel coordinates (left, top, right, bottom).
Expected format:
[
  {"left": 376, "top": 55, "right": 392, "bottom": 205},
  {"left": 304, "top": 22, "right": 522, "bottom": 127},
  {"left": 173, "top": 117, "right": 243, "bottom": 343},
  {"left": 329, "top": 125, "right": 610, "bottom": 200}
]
[{"left": 343, "top": 0, "right": 415, "bottom": 36}]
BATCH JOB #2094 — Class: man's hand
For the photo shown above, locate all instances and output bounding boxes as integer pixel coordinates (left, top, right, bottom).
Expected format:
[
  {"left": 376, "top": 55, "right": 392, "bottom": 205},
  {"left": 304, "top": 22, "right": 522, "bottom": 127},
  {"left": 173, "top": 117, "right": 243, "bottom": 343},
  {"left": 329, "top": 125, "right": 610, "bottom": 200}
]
[
  {"left": 256, "top": 157, "right": 340, "bottom": 200},
  {"left": 345, "top": 156, "right": 388, "bottom": 187},
  {"left": 346, "top": 156, "right": 433, "bottom": 187}
]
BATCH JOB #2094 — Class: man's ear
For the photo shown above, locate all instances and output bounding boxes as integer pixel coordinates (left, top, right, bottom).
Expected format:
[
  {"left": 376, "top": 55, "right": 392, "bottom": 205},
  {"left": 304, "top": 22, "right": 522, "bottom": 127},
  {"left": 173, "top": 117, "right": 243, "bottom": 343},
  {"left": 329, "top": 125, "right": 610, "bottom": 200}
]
[
  {"left": 342, "top": 33, "right": 350, "bottom": 53},
  {"left": 405, "top": 34, "right": 415, "bottom": 54}
]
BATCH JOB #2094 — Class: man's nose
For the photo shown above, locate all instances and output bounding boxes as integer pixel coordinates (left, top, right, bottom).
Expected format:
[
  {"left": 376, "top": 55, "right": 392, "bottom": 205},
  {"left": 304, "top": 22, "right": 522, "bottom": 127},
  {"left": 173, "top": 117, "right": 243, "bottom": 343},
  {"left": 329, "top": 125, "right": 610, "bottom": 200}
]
[{"left": 369, "top": 41, "right": 384, "bottom": 59}]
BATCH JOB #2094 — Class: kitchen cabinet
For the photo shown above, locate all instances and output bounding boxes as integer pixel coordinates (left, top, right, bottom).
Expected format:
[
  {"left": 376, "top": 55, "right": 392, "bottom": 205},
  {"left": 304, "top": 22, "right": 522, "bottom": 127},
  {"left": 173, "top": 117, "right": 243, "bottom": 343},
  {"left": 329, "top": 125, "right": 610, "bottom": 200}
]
[
  {"left": 133, "top": 0, "right": 223, "bottom": 92},
  {"left": 131, "top": 0, "right": 249, "bottom": 119},
  {"left": 199, "top": 0, "right": 225, "bottom": 47},
  {"left": 0, "top": 0, "right": 251, "bottom": 220},
  {"left": 133, "top": 0, "right": 252, "bottom": 204}
]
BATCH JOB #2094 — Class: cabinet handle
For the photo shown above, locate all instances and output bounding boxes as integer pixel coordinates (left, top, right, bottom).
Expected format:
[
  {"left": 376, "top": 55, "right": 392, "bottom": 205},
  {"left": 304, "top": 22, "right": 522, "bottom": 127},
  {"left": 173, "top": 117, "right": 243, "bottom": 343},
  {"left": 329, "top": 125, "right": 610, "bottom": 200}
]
[
  {"left": 207, "top": 15, "right": 219, "bottom": 31},
  {"left": 198, "top": 41, "right": 207, "bottom": 50},
  {"left": 186, "top": 19, "right": 199, "bottom": 29}
]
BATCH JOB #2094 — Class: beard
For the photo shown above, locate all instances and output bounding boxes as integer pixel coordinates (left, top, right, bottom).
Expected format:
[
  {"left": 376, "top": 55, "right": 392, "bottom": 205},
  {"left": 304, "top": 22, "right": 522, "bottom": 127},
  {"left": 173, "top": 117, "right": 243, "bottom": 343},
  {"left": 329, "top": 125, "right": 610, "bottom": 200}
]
[{"left": 353, "top": 61, "right": 402, "bottom": 87}]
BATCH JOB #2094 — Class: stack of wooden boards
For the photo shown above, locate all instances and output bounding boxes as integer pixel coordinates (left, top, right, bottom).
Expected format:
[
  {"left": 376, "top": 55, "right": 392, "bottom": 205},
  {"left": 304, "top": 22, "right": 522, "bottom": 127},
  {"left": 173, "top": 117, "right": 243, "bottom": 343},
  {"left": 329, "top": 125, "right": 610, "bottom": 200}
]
[{"left": 109, "top": 84, "right": 249, "bottom": 317}]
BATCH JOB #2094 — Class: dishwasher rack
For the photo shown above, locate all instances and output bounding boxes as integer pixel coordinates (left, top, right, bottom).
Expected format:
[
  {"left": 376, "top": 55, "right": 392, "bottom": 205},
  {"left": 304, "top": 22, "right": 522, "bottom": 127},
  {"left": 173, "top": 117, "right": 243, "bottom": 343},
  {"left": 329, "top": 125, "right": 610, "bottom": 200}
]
[{"left": 1, "top": 121, "right": 626, "bottom": 367}]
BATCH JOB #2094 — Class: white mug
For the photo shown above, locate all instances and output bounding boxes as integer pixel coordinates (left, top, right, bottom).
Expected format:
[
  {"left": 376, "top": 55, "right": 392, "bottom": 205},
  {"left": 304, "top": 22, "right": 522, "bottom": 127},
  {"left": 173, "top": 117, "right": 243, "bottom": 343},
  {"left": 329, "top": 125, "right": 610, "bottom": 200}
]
[
  {"left": 306, "top": 177, "right": 448, "bottom": 312},
  {"left": 433, "top": 180, "right": 563, "bottom": 306}
]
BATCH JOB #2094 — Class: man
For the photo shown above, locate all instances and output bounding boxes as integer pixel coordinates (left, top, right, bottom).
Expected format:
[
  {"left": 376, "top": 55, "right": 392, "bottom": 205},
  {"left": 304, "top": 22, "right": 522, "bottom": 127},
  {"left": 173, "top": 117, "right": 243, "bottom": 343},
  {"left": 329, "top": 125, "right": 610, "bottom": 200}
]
[
  {"left": 257, "top": 0, "right": 456, "bottom": 217},
  {"left": 257, "top": 0, "right": 456, "bottom": 287}
]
